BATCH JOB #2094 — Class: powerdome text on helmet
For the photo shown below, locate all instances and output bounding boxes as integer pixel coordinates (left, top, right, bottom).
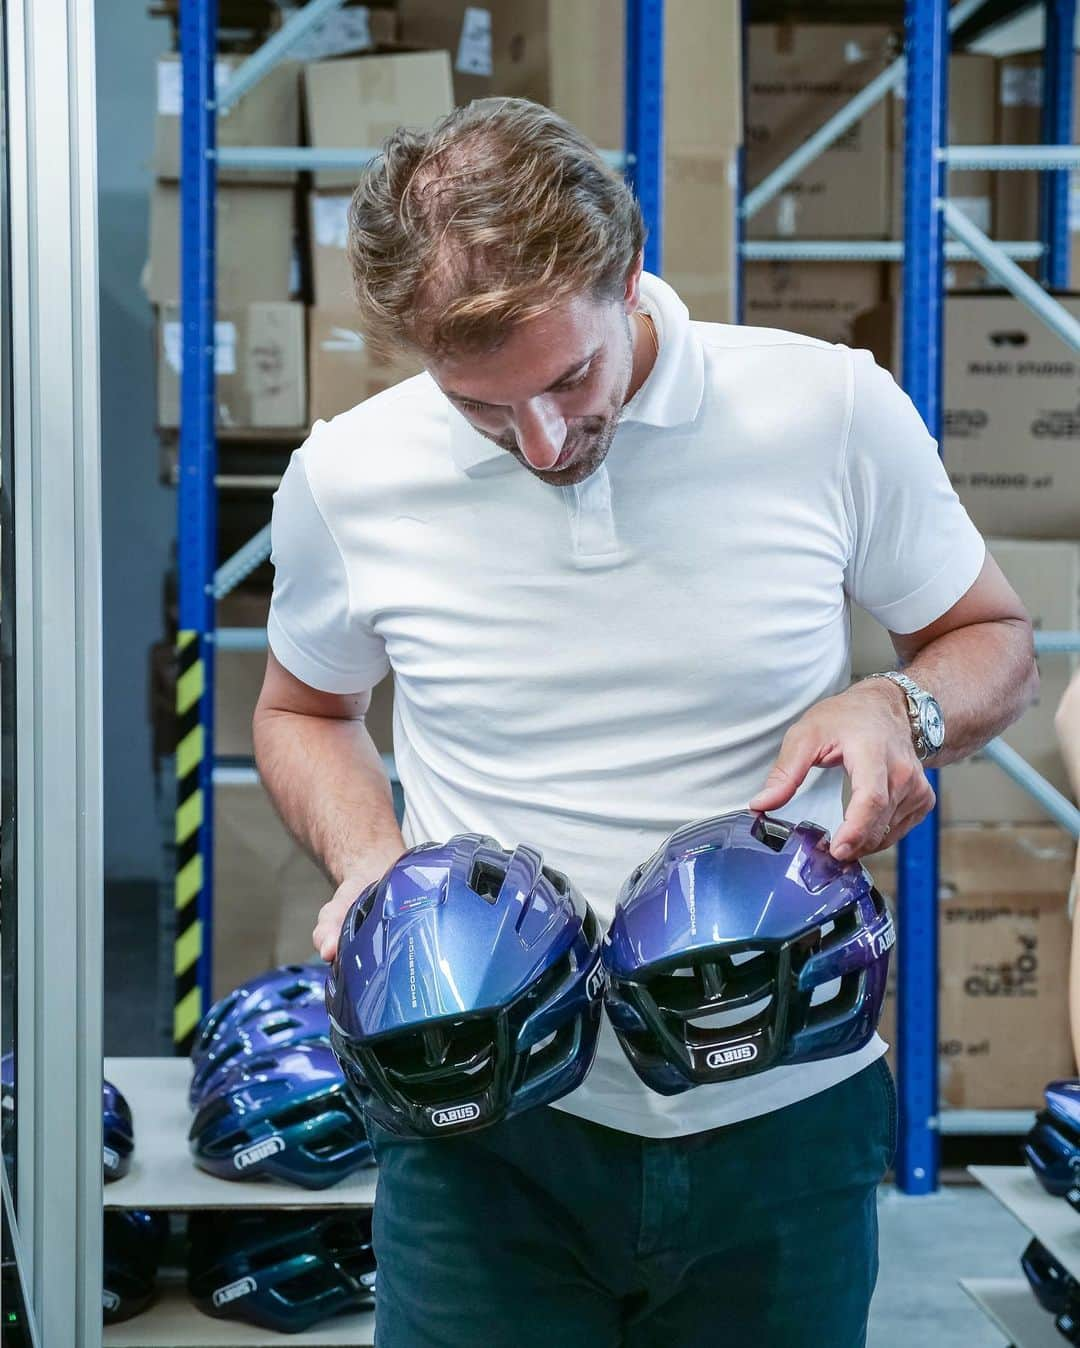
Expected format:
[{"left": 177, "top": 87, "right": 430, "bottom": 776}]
[
  {"left": 602, "top": 810, "right": 894, "bottom": 1095},
  {"left": 327, "top": 835, "right": 604, "bottom": 1137}
]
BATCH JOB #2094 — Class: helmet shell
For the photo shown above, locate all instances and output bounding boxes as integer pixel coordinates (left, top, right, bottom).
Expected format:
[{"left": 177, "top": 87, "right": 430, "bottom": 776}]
[
  {"left": 103, "top": 1080, "right": 134, "bottom": 1182},
  {"left": 603, "top": 811, "right": 894, "bottom": 1094},
  {"left": 103, "top": 1210, "right": 169, "bottom": 1324},
  {"left": 1024, "top": 1080, "right": 1080, "bottom": 1197},
  {"left": 327, "top": 835, "right": 604, "bottom": 1137},
  {"left": 188, "top": 1000, "right": 330, "bottom": 1109},
  {"left": 188, "top": 1042, "right": 373, "bottom": 1188},
  {"left": 188, "top": 1210, "right": 375, "bottom": 1334},
  {"left": 192, "top": 964, "right": 328, "bottom": 1071}
]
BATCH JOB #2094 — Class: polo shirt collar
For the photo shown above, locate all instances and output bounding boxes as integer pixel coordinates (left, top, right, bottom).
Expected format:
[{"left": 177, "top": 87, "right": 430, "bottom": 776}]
[{"left": 447, "top": 271, "right": 705, "bottom": 473}]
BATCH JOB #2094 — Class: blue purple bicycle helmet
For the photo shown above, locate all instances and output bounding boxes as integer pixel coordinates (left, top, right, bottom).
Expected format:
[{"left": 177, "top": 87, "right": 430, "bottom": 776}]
[
  {"left": 187, "top": 1210, "right": 375, "bottom": 1334},
  {"left": 327, "top": 835, "right": 604, "bottom": 1137},
  {"left": 603, "top": 811, "right": 894, "bottom": 1095},
  {"left": 102, "top": 1210, "right": 169, "bottom": 1324},
  {"left": 188, "top": 1001, "right": 331, "bottom": 1109},
  {"left": 188, "top": 1041, "right": 373, "bottom": 1188},
  {"left": 1025, "top": 1081, "right": 1080, "bottom": 1198},
  {"left": 1021, "top": 1238, "right": 1078, "bottom": 1317},
  {"left": 191, "top": 963, "right": 328, "bottom": 1070},
  {"left": 103, "top": 1080, "right": 134, "bottom": 1182}
]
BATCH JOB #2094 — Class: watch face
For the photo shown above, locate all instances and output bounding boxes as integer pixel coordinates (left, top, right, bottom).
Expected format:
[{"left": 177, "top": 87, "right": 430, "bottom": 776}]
[{"left": 921, "top": 698, "right": 945, "bottom": 750}]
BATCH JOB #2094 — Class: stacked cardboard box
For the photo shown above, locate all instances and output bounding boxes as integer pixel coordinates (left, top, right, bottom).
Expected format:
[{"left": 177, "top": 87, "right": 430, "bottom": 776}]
[
  {"left": 743, "top": 23, "right": 896, "bottom": 344},
  {"left": 851, "top": 538, "right": 1079, "bottom": 825},
  {"left": 868, "top": 824, "right": 1077, "bottom": 1109},
  {"left": 149, "top": 51, "right": 306, "bottom": 429},
  {"left": 994, "top": 51, "right": 1080, "bottom": 285}
]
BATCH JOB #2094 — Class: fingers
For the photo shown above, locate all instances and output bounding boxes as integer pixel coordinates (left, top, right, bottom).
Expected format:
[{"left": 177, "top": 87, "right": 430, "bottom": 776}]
[
  {"left": 749, "top": 726, "right": 823, "bottom": 812},
  {"left": 833, "top": 751, "right": 935, "bottom": 861},
  {"left": 312, "top": 893, "right": 353, "bottom": 963}
]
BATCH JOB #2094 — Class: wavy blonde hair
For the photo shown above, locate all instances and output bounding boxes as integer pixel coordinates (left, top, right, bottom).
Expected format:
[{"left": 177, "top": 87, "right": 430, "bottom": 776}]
[{"left": 346, "top": 97, "right": 645, "bottom": 359}]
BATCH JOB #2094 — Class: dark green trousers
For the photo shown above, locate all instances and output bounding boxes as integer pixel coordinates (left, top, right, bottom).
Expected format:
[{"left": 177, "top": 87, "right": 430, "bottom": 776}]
[{"left": 369, "top": 1057, "right": 896, "bottom": 1348}]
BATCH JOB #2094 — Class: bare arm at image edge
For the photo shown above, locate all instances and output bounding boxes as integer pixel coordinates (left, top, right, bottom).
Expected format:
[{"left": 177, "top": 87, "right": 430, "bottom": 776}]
[
  {"left": 1054, "top": 670, "right": 1080, "bottom": 1067},
  {"left": 253, "top": 649, "right": 407, "bottom": 960}
]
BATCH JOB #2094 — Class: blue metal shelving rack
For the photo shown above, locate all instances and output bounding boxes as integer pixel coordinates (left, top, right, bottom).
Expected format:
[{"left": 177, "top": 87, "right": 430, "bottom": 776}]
[
  {"left": 743, "top": 0, "right": 1080, "bottom": 1192},
  {"left": 174, "top": 0, "right": 666, "bottom": 1048}
]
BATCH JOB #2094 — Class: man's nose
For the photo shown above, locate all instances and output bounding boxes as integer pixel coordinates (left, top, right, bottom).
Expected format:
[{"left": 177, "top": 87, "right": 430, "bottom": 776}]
[{"left": 514, "top": 399, "right": 567, "bottom": 470}]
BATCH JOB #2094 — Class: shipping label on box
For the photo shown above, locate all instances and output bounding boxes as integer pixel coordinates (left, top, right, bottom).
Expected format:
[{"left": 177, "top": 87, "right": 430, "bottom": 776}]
[{"left": 309, "top": 193, "right": 354, "bottom": 307}]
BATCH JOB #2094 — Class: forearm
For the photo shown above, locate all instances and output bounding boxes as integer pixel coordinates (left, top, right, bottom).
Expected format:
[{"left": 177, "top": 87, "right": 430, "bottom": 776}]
[
  {"left": 897, "top": 616, "right": 1038, "bottom": 765},
  {"left": 253, "top": 708, "right": 406, "bottom": 887}
]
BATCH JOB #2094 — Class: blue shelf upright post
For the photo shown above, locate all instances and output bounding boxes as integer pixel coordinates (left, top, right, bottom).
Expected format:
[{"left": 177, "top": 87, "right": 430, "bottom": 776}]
[
  {"left": 1041, "top": 0, "right": 1076, "bottom": 289},
  {"left": 896, "top": 0, "right": 949, "bottom": 1195},
  {"left": 174, "top": 0, "right": 219, "bottom": 1052},
  {"left": 625, "top": 0, "right": 664, "bottom": 275}
]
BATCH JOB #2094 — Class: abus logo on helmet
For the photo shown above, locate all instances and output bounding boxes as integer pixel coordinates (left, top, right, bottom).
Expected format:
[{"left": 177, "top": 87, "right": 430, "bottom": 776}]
[
  {"left": 233, "top": 1134, "right": 286, "bottom": 1170},
  {"left": 102, "top": 1291, "right": 120, "bottom": 1312},
  {"left": 706, "top": 1043, "right": 758, "bottom": 1070},
  {"left": 103, "top": 1145, "right": 119, "bottom": 1171},
  {"left": 213, "top": 1277, "right": 257, "bottom": 1308},
  {"left": 871, "top": 923, "right": 896, "bottom": 959},
  {"left": 585, "top": 955, "right": 604, "bottom": 1001},
  {"left": 431, "top": 1103, "right": 480, "bottom": 1128}
]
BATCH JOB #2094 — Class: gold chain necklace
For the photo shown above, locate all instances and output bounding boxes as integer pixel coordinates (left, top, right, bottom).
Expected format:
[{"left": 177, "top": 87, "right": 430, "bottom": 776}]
[{"left": 638, "top": 309, "right": 659, "bottom": 359}]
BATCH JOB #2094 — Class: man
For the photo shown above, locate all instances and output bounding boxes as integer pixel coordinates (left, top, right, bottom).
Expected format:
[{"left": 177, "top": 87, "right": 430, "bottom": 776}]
[{"left": 254, "top": 99, "right": 1037, "bottom": 1347}]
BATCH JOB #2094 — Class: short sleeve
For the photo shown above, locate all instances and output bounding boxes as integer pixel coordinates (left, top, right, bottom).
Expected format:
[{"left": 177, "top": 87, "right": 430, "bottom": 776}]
[
  {"left": 267, "top": 444, "right": 390, "bottom": 693},
  {"left": 843, "top": 348, "right": 986, "bottom": 635}
]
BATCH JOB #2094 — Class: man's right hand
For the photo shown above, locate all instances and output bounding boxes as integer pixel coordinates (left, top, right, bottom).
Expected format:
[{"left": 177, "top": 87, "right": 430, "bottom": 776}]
[{"left": 314, "top": 856, "right": 403, "bottom": 963}]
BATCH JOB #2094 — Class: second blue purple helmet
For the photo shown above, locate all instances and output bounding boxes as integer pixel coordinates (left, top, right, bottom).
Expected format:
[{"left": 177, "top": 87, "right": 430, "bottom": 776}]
[
  {"left": 188, "top": 1042, "right": 373, "bottom": 1188},
  {"left": 1021, "top": 1238, "right": 1078, "bottom": 1316},
  {"left": 103, "top": 1080, "right": 134, "bottom": 1182},
  {"left": 327, "top": 835, "right": 604, "bottom": 1137},
  {"left": 187, "top": 1001, "right": 331, "bottom": 1110},
  {"left": 191, "top": 964, "right": 328, "bottom": 1072},
  {"left": 1025, "top": 1080, "right": 1080, "bottom": 1198},
  {"left": 603, "top": 811, "right": 895, "bottom": 1095}
]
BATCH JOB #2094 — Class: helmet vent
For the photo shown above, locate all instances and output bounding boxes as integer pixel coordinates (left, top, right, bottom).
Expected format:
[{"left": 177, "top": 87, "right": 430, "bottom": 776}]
[
  {"left": 688, "top": 993, "right": 772, "bottom": 1031},
  {"left": 809, "top": 976, "right": 842, "bottom": 1007},
  {"left": 529, "top": 1030, "right": 558, "bottom": 1057},
  {"left": 469, "top": 859, "right": 507, "bottom": 903},
  {"left": 751, "top": 816, "right": 791, "bottom": 852},
  {"left": 541, "top": 866, "right": 569, "bottom": 897},
  {"left": 276, "top": 1269, "right": 333, "bottom": 1305}
]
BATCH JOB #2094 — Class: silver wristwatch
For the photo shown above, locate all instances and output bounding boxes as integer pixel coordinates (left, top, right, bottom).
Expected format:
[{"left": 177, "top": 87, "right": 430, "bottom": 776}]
[{"left": 866, "top": 671, "right": 945, "bottom": 762}]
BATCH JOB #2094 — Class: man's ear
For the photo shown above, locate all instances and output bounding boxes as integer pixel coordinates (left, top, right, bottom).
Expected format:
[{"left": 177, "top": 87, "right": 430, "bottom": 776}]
[{"left": 623, "top": 250, "right": 645, "bottom": 311}]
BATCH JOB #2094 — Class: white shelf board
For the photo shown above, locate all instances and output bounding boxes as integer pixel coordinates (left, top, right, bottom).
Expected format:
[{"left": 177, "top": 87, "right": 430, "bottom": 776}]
[
  {"left": 103, "top": 1286, "right": 374, "bottom": 1346},
  {"left": 103, "top": 1057, "right": 377, "bottom": 1210},
  {"left": 970, "top": 1166, "right": 1080, "bottom": 1281},
  {"left": 960, "top": 1278, "right": 1062, "bottom": 1348}
]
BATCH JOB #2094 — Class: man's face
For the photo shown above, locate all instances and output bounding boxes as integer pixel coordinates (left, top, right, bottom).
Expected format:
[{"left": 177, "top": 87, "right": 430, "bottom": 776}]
[{"left": 426, "top": 290, "right": 635, "bottom": 487}]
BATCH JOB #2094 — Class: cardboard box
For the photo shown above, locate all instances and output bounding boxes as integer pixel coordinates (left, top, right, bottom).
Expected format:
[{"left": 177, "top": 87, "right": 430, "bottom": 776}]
[
  {"left": 303, "top": 51, "right": 455, "bottom": 189},
  {"left": 851, "top": 538, "right": 1079, "bottom": 824},
  {"left": 397, "top": 0, "right": 628, "bottom": 151},
  {"left": 308, "top": 192, "right": 354, "bottom": 308},
  {"left": 147, "top": 183, "right": 295, "bottom": 308},
  {"left": 994, "top": 52, "right": 1080, "bottom": 284},
  {"left": 890, "top": 54, "right": 995, "bottom": 241},
  {"left": 853, "top": 294, "right": 1080, "bottom": 539},
  {"left": 744, "top": 261, "right": 884, "bottom": 344},
  {"left": 153, "top": 53, "right": 299, "bottom": 183},
  {"left": 308, "top": 308, "right": 422, "bottom": 421},
  {"left": 663, "top": 1, "right": 742, "bottom": 324},
  {"left": 157, "top": 302, "right": 307, "bottom": 430},
  {"left": 868, "top": 824, "right": 1077, "bottom": 1109},
  {"left": 747, "top": 24, "right": 897, "bottom": 240}
]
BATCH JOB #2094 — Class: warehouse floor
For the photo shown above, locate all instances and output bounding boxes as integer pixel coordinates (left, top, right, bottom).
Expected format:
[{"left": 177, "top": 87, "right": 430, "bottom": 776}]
[
  {"left": 105, "top": 881, "right": 1031, "bottom": 1344},
  {"left": 872, "top": 1186, "right": 1025, "bottom": 1346}
]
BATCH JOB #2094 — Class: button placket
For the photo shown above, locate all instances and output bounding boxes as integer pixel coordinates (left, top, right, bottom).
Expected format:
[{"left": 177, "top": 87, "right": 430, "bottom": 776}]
[{"left": 562, "top": 466, "right": 620, "bottom": 559}]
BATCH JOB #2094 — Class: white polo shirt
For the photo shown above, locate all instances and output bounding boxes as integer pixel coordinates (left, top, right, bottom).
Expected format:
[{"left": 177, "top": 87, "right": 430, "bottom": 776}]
[{"left": 268, "top": 271, "right": 986, "bottom": 1138}]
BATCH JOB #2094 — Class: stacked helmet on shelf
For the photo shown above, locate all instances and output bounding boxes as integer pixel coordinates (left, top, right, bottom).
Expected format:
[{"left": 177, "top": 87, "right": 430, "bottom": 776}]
[
  {"left": 187, "top": 1209, "right": 376, "bottom": 1334},
  {"left": 1025, "top": 1081, "right": 1080, "bottom": 1201},
  {"left": 186, "top": 962, "right": 374, "bottom": 1187},
  {"left": 103, "top": 1210, "right": 169, "bottom": 1325},
  {"left": 1020, "top": 1238, "right": 1080, "bottom": 1342}
]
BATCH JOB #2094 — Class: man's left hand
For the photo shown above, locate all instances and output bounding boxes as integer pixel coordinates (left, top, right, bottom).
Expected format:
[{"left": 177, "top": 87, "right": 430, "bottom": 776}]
[{"left": 748, "top": 680, "right": 936, "bottom": 861}]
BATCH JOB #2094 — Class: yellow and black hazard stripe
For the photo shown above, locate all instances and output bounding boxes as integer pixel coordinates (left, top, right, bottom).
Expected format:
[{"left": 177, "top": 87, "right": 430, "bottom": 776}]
[{"left": 174, "top": 630, "right": 206, "bottom": 1053}]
